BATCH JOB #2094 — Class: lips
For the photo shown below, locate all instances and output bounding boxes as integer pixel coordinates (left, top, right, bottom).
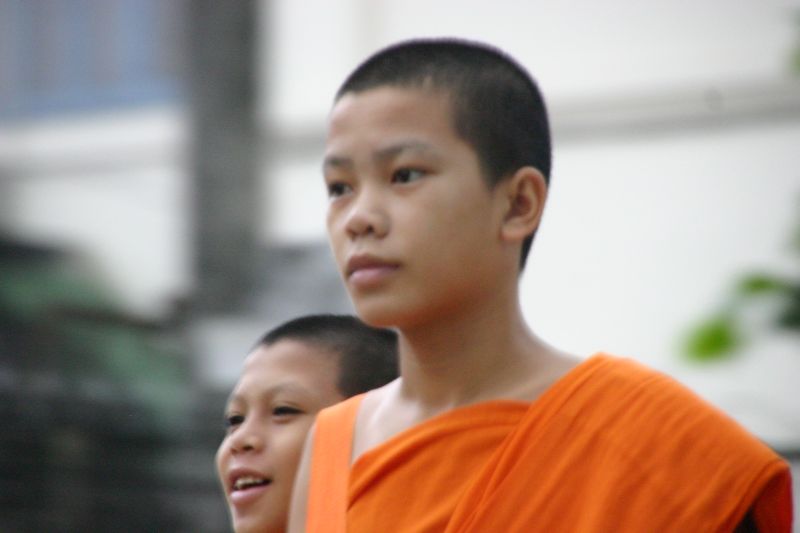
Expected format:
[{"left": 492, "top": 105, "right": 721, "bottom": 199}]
[
  {"left": 346, "top": 254, "right": 399, "bottom": 287},
  {"left": 227, "top": 468, "right": 272, "bottom": 495},
  {"left": 346, "top": 254, "right": 399, "bottom": 277},
  {"left": 233, "top": 475, "right": 271, "bottom": 491}
]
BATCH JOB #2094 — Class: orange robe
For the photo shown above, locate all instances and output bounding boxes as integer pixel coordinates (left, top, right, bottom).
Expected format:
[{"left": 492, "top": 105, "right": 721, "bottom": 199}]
[{"left": 307, "top": 355, "right": 793, "bottom": 532}]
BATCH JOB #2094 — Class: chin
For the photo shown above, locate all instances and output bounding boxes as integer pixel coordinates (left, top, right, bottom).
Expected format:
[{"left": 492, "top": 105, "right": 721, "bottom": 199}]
[
  {"left": 234, "top": 519, "right": 279, "bottom": 533},
  {"left": 233, "top": 513, "right": 285, "bottom": 533},
  {"left": 350, "top": 297, "right": 394, "bottom": 327},
  {"left": 352, "top": 299, "right": 423, "bottom": 330}
]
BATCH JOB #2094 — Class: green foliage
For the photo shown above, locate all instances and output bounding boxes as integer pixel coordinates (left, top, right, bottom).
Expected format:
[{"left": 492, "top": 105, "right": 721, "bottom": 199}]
[
  {"left": 685, "top": 275, "right": 799, "bottom": 362},
  {"left": 683, "top": 196, "right": 799, "bottom": 362},
  {"left": 776, "top": 285, "right": 800, "bottom": 329},
  {"left": 0, "top": 239, "right": 190, "bottom": 427},
  {"left": 684, "top": 314, "right": 740, "bottom": 361},
  {"left": 736, "top": 274, "right": 788, "bottom": 295}
]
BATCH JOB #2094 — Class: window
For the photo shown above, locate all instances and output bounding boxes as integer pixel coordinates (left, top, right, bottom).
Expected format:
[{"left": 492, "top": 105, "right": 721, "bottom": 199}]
[{"left": 0, "top": 0, "right": 186, "bottom": 120}]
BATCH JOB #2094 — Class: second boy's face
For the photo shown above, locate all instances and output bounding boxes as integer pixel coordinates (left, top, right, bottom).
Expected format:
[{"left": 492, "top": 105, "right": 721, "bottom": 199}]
[
  {"left": 215, "top": 341, "right": 343, "bottom": 533},
  {"left": 324, "top": 87, "right": 510, "bottom": 329}
]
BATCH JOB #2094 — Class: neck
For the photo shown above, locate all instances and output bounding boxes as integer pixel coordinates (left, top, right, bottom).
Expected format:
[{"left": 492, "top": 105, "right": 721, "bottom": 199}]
[{"left": 395, "top": 286, "right": 558, "bottom": 412}]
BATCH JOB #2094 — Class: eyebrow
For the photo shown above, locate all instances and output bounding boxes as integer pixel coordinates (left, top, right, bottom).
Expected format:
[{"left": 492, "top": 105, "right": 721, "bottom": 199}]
[
  {"left": 374, "top": 141, "right": 439, "bottom": 163},
  {"left": 322, "top": 152, "right": 352, "bottom": 171},
  {"left": 322, "top": 140, "right": 440, "bottom": 173}
]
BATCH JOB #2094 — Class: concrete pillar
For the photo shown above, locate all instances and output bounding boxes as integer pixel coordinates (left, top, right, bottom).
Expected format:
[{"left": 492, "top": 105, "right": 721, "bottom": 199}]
[{"left": 187, "top": 0, "right": 261, "bottom": 314}]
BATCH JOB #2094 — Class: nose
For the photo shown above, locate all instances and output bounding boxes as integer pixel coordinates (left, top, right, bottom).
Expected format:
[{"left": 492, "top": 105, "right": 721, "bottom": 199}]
[
  {"left": 228, "top": 421, "right": 265, "bottom": 454},
  {"left": 344, "top": 186, "right": 389, "bottom": 239}
]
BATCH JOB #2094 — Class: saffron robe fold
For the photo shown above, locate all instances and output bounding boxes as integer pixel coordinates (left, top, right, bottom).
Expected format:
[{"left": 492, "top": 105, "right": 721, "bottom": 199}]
[{"left": 307, "top": 355, "right": 793, "bottom": 532}]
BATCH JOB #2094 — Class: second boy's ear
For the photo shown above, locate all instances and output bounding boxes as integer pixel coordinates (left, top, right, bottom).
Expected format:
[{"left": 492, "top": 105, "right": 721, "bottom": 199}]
[{"left": 499, "top": 166, "right": 547, "bottom": 243}]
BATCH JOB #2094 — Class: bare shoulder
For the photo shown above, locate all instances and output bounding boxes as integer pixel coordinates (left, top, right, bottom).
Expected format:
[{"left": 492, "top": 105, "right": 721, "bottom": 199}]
[
  {"left": 350, "top": 379, "right": 407, "bottom": 462},
  {"left": 542, "top": 349, "right": 583, "bottom": 382},
  {"left": 513, "top": 348, "right": 582, "bottom": 403}
]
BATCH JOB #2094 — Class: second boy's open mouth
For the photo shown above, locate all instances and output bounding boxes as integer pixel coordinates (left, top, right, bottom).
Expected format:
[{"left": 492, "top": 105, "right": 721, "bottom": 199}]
[
  {"left": 229, "top": 475, "right": 273, "bottom": 506},
  {"left": 233, "top": 475, "right": 271, "bottom": 492}
]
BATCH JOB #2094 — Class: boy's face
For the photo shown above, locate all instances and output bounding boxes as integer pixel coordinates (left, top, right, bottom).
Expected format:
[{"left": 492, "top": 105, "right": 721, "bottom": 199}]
[
  {"left": 324, "top": 87, "right": 509, "bottom": 328},
  {"left": 215, "top": 340, "right": 344, "bottom": 533}
]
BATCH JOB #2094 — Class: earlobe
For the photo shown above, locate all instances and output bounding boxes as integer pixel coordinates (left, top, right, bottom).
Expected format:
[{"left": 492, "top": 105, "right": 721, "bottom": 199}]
[{"left": 500, "top": 166, "right": 547, "bottom": 243}]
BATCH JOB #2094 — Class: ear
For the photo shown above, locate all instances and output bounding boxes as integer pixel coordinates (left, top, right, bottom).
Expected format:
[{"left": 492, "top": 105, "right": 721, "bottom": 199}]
[{"left": 499, "top": 166, "right": 547, "bottom": 243}]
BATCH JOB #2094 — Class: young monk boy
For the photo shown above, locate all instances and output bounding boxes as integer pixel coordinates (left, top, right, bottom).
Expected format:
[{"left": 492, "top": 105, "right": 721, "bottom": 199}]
[
  {"left": 288, "top": 38, "right": 793, "bottom": 532},
  {"left": 215, "top": 314, "right": 398, "bottom": 533}
]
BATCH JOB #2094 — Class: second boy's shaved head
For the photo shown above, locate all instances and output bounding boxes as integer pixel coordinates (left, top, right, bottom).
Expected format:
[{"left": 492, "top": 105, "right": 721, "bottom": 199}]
[{"left": 257, "top": 314, "right": 398, "bottom": 397}]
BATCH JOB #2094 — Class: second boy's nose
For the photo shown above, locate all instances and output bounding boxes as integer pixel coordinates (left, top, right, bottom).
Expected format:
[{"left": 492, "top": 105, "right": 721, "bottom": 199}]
[{"left": 230, "top": 422, "right": 266, "bottom": 454}]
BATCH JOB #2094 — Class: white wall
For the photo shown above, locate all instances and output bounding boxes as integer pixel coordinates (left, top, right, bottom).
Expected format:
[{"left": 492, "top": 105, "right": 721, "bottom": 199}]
[
  {"left": 266, "top": 0, "right": 796, "bottom": 123},
  {"left": 523, "top": 122, "right": 800, "bottom": 446},
  {"left": 0, "top": 108, "right": 191, "bottom": 317}
]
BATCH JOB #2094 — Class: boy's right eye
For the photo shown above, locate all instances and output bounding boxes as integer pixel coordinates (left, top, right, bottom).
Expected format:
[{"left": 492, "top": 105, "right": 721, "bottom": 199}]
[{"left": 224, "top": 414, "right": 244, "bottom": 431}]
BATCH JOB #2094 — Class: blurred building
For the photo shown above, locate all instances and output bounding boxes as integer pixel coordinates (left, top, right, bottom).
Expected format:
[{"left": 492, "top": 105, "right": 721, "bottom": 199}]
[
  {"left": 0, "top": 1, "right": 226, "bottom": 531},
  {"left": 1, "top": 0, "right": 798, "bottom": 530}
]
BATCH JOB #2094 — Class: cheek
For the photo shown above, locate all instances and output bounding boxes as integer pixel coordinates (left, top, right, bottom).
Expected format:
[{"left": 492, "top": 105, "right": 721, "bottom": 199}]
[
  {"left": 325, "top": 210, "right": 334, "bottom": 235},
  {"left": 276, "top": 420, "right": 315, "bottom": 471},
  {"left": 326, "top": 205, "right": 343, "bottom": 236},
  {"left": 215, "top": 442, "right": 229, "bottom": 486},
  {"left": 326, "top": 216, "right": 346, "bottom": 258}
]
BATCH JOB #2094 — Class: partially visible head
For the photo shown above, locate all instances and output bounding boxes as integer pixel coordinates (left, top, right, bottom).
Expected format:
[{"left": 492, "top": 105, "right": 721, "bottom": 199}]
[
  {"left": 215, "top": 314, "right": 398, "bottom": 533},
  {"left": 258, "top": 314, "right": 399, "bottom": 397},
  {"left": 335, "top": 37, "right": 551, "bottom": 270}
]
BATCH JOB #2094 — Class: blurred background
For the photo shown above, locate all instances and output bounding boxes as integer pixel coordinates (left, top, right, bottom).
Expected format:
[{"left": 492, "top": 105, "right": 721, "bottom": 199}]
[{"left": 1, "top": 0, "right": 798, "bottom": 531}]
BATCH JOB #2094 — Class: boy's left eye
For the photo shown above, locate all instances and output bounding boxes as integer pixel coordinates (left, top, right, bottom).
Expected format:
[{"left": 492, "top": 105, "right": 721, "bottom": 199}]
[
  {"left": 272, "top": 405, "right": 303, "bottom": 418},
  {"left": 326, "top": 181, "right": 352, "bottom": 198},
  {"left": 392, "top": 168, "right": 424, "bottom": 184}
]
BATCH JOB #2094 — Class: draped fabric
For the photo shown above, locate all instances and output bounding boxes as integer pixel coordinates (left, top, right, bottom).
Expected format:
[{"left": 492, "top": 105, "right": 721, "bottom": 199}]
[{"left": 307, "top": 355, "right": 793, "bottom": 532}]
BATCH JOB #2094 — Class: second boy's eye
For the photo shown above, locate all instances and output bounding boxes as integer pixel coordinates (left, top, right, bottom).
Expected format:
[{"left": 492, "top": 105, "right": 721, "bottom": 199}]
[{"left": 391, "top": 168, "right": 424, "bottom": 184}]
